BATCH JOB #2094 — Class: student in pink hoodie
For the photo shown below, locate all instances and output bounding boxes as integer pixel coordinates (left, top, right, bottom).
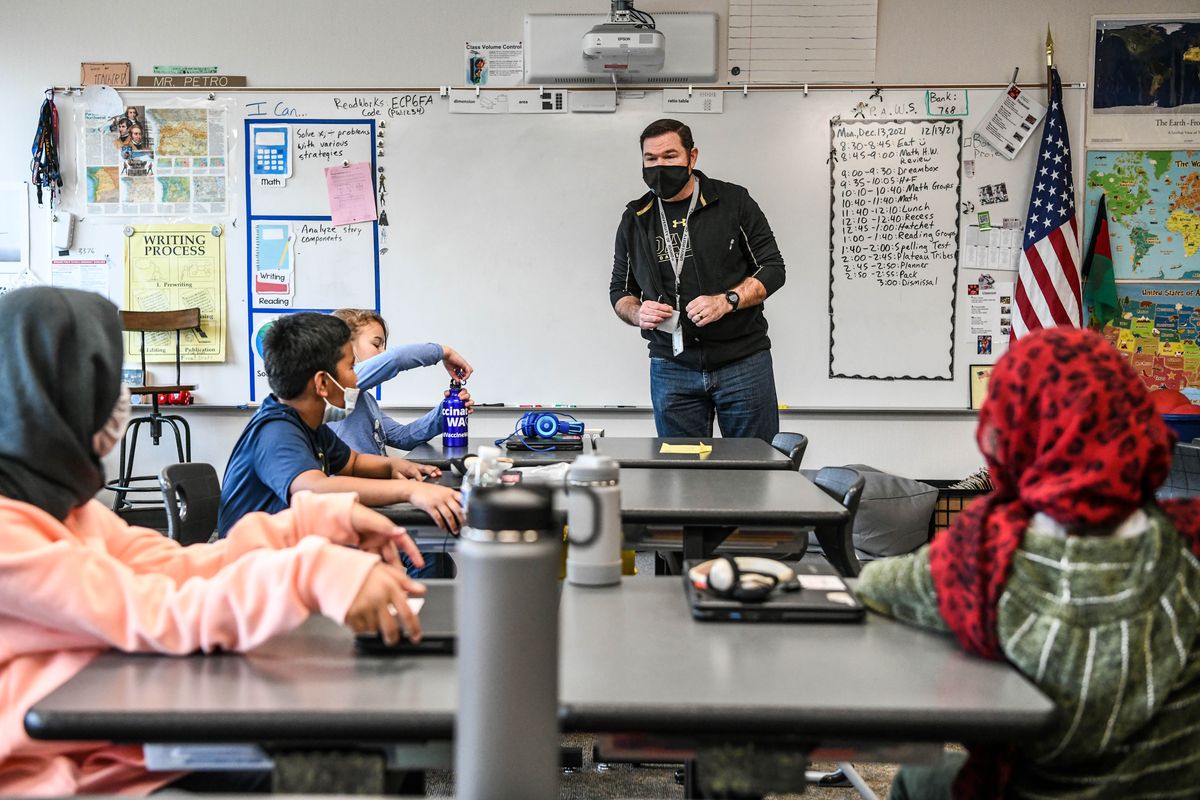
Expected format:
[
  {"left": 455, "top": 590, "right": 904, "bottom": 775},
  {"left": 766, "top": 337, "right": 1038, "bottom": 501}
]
[{"left": 0, "top": 287, "right": 428, "bottom": 796}]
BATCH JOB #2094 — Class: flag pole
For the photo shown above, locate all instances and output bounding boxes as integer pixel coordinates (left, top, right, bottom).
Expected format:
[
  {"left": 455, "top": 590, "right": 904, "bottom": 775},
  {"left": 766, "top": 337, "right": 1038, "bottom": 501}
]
[{"left": 1046, "top": 27, "right": 1054, "bottom": 94}]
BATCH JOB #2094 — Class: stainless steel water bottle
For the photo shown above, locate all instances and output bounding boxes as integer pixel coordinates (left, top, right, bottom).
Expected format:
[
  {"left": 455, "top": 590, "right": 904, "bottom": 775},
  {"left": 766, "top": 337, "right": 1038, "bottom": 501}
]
[
  {"left": 455, "top": 485, "right": 559, "bottom": 800},
  {"left": 566, "top": 454, "right": 623, "bottom": 586}
]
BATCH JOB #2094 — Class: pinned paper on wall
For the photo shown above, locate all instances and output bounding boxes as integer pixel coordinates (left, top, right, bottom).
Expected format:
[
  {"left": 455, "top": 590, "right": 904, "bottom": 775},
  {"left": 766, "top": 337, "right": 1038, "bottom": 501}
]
[
  {"left": 51, "top": 257, "right": 110, "bottom": 299},
  {"left": 324, "top": 162, "right": 377, "bottom": 226},
  {"left": 975, "top": 84, "right": 1046, "bottom": 160},
  {"left": 465, "top": 41, "right": 524, "bottom": 87},
  {"left": 125, "top": 224, "right": 226, "bottom": 362},
  {"left": 0, "top": 182, "right": 29, "bottom": 294},
  {"left": 964, "top": 271, "right": 1014, "bottom": 353}
]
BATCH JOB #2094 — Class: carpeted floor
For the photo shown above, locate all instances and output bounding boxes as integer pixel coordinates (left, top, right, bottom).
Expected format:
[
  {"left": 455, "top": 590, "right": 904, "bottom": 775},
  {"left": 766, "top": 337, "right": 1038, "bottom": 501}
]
[{"left": 425, "top": 734, "right": 897, "bottom": 798}]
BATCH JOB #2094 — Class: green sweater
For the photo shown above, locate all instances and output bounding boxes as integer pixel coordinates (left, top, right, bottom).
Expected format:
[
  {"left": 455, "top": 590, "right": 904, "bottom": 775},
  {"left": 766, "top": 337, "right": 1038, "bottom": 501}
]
[{"left": 856, "top": 508, "right": 1200, "bottom": 799}]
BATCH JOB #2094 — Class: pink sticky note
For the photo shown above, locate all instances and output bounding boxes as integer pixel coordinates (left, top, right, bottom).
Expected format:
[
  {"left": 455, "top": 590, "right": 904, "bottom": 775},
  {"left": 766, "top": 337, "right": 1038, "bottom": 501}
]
[{"left": 324, "top": 162, "right": 378, "bottom": 226}]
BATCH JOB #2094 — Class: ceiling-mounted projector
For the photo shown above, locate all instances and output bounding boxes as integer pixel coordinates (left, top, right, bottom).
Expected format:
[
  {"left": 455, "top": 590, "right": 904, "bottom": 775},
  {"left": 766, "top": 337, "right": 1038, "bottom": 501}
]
[{"left": 582, "top": 0, "right": 665, "bottom": 75}]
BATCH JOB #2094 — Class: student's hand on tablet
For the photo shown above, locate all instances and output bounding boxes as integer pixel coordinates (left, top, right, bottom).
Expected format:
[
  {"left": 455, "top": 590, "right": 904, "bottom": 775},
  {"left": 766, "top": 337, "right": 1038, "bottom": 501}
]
[
  {"left": 441, "top": 346, "right": 474, "bottom": 382},
  {"left": 391, "top": 458, "right": 441, "bottom": 481},
  {"left": 345, "top": 563, "right": 424, "bottom": 645},
  {"left": 409, "top": 483, "right": 464, "bottom": 533},
  {"left": 349, "top": 503, "right": 425, "bottom": 569}
]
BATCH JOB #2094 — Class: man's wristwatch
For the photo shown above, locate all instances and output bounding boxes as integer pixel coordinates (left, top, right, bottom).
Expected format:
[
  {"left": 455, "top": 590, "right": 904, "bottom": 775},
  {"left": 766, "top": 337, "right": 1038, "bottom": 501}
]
[{"left": 724, "top": 290, "right": 740, "bottom": 312}]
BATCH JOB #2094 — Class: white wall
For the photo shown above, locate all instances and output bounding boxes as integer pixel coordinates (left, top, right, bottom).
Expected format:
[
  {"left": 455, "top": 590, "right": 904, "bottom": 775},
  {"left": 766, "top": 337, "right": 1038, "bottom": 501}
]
[{"left": 2, "top": 0, "right": 1194, "bottom": 484}]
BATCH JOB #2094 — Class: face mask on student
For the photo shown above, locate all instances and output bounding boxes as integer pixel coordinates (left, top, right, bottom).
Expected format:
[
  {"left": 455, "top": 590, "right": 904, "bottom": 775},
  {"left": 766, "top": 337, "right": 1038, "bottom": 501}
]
[
  {"left": 642, "top": 164, "right": 692, "bottom": 199},
  {"left": 92, "top": 385, "right": 132, "bottom": 457},
  {"left": 321, "top": 373, "right": 360, "bottom": 424}
]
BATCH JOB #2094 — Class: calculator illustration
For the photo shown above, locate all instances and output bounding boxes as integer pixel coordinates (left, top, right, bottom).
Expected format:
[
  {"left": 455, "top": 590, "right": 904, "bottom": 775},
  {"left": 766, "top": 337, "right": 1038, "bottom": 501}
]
[{"left": 252, "top": 127, "right": 291, "bottom": 179}]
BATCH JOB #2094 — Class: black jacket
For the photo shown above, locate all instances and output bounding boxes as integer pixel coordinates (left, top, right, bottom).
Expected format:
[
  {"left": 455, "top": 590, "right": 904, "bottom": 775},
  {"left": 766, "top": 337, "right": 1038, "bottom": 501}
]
[{"left": 609, "top": 170, "right": 786, "bottom": 370}]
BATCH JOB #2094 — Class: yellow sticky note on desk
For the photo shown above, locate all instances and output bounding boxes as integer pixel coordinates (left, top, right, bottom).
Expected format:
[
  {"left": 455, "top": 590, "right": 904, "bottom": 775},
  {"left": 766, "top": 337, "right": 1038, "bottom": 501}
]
[{"left": 660, "top": 442, "right": 713, "bottom": 456}]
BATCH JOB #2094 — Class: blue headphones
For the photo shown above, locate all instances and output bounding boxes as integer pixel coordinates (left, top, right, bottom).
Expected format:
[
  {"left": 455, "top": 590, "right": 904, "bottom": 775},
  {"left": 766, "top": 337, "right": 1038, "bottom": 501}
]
[
  {"left": 520, "top": 412, "right": 584, "bottom": 438},
  {"left": 495, "top": 412, "right": 585, "bottom": 450}
]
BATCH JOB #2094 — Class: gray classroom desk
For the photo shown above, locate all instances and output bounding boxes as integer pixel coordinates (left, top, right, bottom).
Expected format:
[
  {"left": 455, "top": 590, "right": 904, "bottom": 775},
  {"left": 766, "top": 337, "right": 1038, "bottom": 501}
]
[
  {"left": 402, "top": 436, "right": 593, "bottom": 469},
  {"left": 560, "top": 579, "right": 1054, "bottom": 740},
  {"left": 562, "top": 578, "right": 1054, "bottom": 796},
  {"left": 615, "top": 468, "right": 854, "bottom": 573},
  {"left": 24, "top": 579, "right": 1054, "bottom": 796},
  {"left": 382, "top": 468, "right": 856, "bottom": 574},
  {"left": 403, "top": 436, "right": 792, "bottom": 471},
  {"left": 594, "top": 437, "right": 793, "bottom": 470}
]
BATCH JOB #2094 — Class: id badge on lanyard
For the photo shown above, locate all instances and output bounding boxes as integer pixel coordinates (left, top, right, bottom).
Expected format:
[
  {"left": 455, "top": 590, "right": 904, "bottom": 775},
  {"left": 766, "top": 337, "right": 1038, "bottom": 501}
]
[{"left": 657, "top": 178, "right": 698, "bottom": 357}]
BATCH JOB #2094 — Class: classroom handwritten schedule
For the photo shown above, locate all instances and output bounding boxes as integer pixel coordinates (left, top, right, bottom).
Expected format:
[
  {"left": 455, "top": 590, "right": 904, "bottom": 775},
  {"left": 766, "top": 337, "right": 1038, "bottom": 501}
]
[{"left": 829, "top": 119, "right": 962, "bottom": 380}]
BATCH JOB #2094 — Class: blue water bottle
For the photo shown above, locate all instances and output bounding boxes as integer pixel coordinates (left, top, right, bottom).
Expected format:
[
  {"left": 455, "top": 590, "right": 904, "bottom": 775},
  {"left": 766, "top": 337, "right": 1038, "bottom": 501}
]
[{"left": 441, "top": 379, "right": 468, "bottom": 448}]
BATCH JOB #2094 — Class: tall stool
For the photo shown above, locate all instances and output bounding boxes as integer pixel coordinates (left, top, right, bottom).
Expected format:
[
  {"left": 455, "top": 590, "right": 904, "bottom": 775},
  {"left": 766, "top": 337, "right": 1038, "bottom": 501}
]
[{"left": 107, "top": 308, "right": 201, "bottom": 516}]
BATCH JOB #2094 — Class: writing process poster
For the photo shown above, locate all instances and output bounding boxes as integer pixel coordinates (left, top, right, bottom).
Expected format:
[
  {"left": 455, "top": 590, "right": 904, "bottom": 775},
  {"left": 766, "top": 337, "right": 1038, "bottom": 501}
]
[{"left": 124, "top": 225, "right": 226, "bottom": 362}]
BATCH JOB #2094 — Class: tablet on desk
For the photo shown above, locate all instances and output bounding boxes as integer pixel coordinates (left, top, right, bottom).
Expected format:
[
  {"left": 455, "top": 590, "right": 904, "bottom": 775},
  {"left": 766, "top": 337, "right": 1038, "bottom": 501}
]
[
  {"left": 355, "top": 581, "right": 457, "bottom": 655},
  {"left": 684, "top": 561, "right": 865, "bottom": 623}
]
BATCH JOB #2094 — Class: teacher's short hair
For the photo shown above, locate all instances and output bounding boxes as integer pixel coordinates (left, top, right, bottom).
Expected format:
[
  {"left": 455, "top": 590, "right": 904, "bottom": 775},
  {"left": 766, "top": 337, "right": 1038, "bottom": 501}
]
[{"left": 640, "top": 119, "right": 694, "bottom": 151}]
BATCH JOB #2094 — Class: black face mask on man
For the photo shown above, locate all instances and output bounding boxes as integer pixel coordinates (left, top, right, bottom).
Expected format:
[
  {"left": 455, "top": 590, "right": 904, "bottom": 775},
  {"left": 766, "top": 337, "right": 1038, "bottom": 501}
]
[{"left": 642, "top": 164, "right": 691, "bottom": 199}]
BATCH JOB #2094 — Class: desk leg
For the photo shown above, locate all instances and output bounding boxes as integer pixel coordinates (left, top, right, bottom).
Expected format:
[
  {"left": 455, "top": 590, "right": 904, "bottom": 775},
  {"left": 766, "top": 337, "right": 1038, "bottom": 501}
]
[
  {"left": 684, "top": 758, "right": 702, "bottom": 799},
  {"left": 682, "top": 526, "right": 734, "bottom": 563},
  {"left": 813, "top": 522, "right": 861, "bottom": 578}
]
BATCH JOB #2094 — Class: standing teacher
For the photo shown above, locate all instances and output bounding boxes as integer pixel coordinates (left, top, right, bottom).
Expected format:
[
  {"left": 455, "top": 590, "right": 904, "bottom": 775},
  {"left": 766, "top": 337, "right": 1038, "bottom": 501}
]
[{"left": 609, "top": 119, "right": 787, "bottom": 442}]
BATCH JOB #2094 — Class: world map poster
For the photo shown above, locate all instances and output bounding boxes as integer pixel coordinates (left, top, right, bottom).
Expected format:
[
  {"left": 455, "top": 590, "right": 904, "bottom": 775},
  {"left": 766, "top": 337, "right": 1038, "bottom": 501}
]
[
  {"left": 82, "top": 104, "right": 228, "bottom": 216},
  {"left": 1085, "top": 150, "right": 1200, "bottom": 279}
]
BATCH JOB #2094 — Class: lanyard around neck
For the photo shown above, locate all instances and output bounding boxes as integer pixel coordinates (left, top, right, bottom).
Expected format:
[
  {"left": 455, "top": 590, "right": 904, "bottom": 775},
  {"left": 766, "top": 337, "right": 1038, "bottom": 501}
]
[{"left": 656, "top": 177, "right": 699, "bottom": 300}]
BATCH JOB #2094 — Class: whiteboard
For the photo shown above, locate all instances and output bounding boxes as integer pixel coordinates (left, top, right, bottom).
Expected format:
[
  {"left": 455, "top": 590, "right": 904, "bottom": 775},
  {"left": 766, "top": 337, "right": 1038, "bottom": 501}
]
[
  {"left": 830, "top": 118, "right": 963, "bottom": 380},
  {"left": 56, "top": 86, "right": 1084, "bottom": 409}
]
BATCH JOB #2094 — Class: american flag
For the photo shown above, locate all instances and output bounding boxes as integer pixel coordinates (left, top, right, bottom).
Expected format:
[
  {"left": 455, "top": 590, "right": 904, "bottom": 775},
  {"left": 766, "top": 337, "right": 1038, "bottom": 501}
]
[{"left": 1012, "top": 67, "right": 1081, "bottom": 341}]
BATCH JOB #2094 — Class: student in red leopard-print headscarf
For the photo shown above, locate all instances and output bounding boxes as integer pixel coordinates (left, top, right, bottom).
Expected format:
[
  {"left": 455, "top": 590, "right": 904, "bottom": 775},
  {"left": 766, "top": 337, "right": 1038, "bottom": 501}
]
[{"left": 857, "top": 327, "right": 1200, "bottom": 799}]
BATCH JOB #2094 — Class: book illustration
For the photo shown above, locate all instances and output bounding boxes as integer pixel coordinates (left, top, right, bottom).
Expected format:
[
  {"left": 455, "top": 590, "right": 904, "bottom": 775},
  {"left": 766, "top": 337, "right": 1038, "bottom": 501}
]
[{"left": 254, "top": 223, "right": 294, "bottom": 296}]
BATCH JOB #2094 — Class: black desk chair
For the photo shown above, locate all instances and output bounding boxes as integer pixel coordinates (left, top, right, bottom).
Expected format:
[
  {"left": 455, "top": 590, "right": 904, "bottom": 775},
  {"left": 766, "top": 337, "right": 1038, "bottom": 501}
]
[
  {"left": 811, "top": 466, "right": 865, "bottom": 578},
  {"left": 771, "top": 431, "right": 809, "bottom": 471},
  {"left": 107, "top": 308, "right": 201, "bottom": 515},
  {"left": 160, "top": 462, "right": 221, "bottom": 545}
]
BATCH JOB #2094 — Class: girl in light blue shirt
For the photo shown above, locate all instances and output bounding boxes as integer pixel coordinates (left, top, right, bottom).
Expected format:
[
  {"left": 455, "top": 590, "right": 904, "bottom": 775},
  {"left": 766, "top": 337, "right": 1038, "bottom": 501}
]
[
  {"left": 328, "top": 309, "right": 474, "bottom": 579},
  {"left": 327, "top": 308, "right": 474, "bottom": 456}
]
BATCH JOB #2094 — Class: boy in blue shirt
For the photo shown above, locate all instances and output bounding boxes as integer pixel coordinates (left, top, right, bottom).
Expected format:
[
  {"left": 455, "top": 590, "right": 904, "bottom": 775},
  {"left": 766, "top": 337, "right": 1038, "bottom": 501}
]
[
  {"left": 217, "top": 313, "right": 463, "bottom": 538},
  {"left": 328, "top": 308, "right": 474, "bottom": 455}
]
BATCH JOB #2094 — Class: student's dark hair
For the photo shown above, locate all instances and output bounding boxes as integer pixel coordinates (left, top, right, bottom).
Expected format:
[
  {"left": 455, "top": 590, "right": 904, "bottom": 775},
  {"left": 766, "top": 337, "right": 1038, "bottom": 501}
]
[
  {"left": 639, "top": 118, "right": 694, "bottom": 151},
  {"left": 263, "top": 312, "right": 350, "bottom": 400}
]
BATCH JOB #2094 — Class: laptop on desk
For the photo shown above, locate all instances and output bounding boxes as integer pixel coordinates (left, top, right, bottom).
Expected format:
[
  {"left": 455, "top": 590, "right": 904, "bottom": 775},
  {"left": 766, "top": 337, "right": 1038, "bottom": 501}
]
[
  {"left": 503, "top": 434, "right": 584, "bottom": 452},
  {"left": 355, "top": 581, "right": 457, "bottom": 655},
  {"left": 684, "top": 560, "right": 865, "bottom": 623}
]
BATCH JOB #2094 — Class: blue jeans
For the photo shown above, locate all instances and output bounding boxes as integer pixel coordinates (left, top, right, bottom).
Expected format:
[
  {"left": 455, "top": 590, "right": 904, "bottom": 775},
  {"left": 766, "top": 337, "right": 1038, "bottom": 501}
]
[{"left": 650, "top": 349, "right": 779, "bottom": 442}]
